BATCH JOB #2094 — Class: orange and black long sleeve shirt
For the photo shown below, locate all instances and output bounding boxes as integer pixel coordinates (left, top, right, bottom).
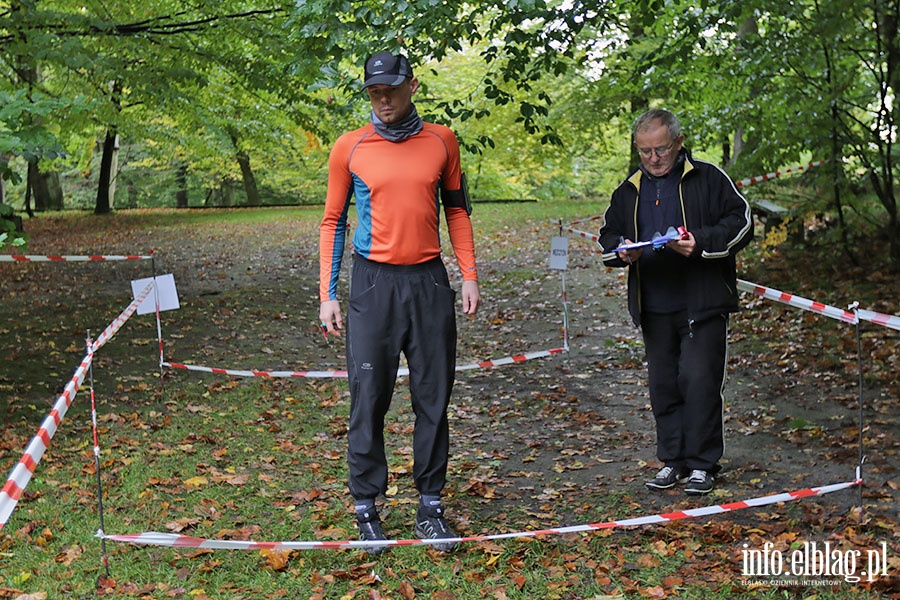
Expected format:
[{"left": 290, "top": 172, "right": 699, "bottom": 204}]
[{"left": 319, "top": 121, "right": 478, "bottom": 302}]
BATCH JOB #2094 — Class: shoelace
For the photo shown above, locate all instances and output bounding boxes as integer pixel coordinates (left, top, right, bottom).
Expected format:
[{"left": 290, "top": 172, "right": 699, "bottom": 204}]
[
  {"left": 688, "top": 469, "right": 707, "bottom": 482},
  {"left": 419, "top": 517, "right": 449, "bottom": 534}
]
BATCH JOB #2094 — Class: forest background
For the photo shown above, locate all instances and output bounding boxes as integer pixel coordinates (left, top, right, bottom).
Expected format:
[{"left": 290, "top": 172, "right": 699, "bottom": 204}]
[
  {"left": 0, "top": 0, "right": 899, "bottom": 272},
  {"left": 1, "top": 1, "right": 899, "bottom": 598}
]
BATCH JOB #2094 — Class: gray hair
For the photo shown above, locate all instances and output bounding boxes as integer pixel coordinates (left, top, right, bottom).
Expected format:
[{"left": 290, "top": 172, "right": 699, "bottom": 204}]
[{"left": 632, "top": 109, "right": 681, "bottom": 141}]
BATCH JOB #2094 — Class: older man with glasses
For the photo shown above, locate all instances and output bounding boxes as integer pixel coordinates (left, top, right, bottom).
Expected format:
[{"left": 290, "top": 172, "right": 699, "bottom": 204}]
[{"left": 597, "top": 108, "right": 754, "bottom": 495}]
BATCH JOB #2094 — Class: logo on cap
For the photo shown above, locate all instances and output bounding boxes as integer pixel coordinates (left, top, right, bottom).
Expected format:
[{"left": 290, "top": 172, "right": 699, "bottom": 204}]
[{"left": 363, "top": 51, "right": 413, "bottom": 89}]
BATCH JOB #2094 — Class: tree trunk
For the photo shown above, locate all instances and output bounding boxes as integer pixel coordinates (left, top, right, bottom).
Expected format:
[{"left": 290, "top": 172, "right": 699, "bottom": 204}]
[
  {"left": 880, "top": 4, "right": 900, "bottom": 268},
  {"left": 228, "top": 129, "right": 260, "bottom": 206},
  {"left": 14, "top": 10, "right": 63, "bottom": 213},
  {"left": 24, "top": 175, "right": 33, "bottom": 217},
  {"left": 126, "top": 178, "right": 138, "bottom": 208},
  {"left": 205, "top": 180, "right": 234, "bottom": 207},
  {"left": 0, "top": 153, "right": 8, "bottom": 205},
  {"left": 46, "top": 169, "right": 63, "bottom": 210},
  {"left": 95, "top": 127, "right": 117, "bottom": 215},
  {"left": 732, "top": 125, "right": 745, "bottom": 164},
  {"left": 236, "top": 150, "right": 260, "bottom": 206},
  {"left": 109, "top": 133, "right": 120, "bottom": 205},
  {"left": 628, "top": 95, "right": 648, "bottom": 173},
  {"left": 28, "top": 161, "right": 63, "bottom": 211},
  {"left": 824, "top": 40, "right": 855, "bottom": 265},
  {"left": 25, "top": 166, "right": 48, "bottom": 214},
  {"left": 175, "top": 164, "right": 189, "bottom": 208},
  {"left": 729, "top": 15, "right": 760, "bottom": 167},
  {"left": 221, "top": 183, "right": 234, "bottom": 206}
]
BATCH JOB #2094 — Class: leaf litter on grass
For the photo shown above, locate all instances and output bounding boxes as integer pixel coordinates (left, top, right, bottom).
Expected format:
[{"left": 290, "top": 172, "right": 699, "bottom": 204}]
[{"left": 1, "top": 207, "right": 898, "bottom": 598}]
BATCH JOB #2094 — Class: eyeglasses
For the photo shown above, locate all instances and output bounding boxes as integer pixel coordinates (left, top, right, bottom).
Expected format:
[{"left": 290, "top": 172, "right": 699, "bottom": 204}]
[{"left": 635, "top": 141, "right": 676, "bottom": 159}]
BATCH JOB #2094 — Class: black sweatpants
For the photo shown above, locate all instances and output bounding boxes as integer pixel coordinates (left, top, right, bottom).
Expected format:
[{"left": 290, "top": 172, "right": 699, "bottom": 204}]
[
  {"left": 346, "top": 255, "right": 457, "bottom": 501},
  {"left": 641, "top": 311, "right": 727, "bottom": 472}
]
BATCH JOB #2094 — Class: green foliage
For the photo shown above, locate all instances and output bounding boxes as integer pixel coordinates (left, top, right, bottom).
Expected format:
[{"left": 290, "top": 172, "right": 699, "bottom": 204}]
[
  {"left": 0, "top": 90, "right": 94, "bottom": 166},
  {"left": 0, "top": 0, "right": 896, "bottom": 265},
  {"left": 0, "top": 202, "right": 26, "bottom": 249}
]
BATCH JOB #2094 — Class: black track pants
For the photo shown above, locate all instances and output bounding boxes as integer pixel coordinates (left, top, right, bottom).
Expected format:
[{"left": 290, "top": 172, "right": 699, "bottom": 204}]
[
  {"left": 346, "top": 255, "right": 457, "bottom": 500},
  {"left": 641, "top": 311, "right": 727, "bottom": 472}
]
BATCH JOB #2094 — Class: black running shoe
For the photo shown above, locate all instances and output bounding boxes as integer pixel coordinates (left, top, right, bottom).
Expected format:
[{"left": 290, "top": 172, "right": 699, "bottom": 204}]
[
  {"left": 684, "top": 469, "right": 714, "bottom": 495},
  {"left": 414, "top": 505, "right": 457, "bottom": 553},
  {"left": 357, "top": 513, "right": 389, "bottom": 555},
  {"left": 646, "top": 466, "right": 690, "bottom": 490}
]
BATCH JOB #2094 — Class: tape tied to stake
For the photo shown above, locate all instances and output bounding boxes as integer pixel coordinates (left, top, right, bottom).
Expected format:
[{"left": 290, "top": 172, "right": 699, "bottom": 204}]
[{"left": 736, "top": 279, "right": 900, "bottom": 331}]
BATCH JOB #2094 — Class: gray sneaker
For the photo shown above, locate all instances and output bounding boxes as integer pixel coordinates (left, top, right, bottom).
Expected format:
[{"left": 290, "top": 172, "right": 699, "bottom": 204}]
[
  {"left": 414, "top": 505, "right": 458, "bottom": 553},
  {"left": 646, "top": 466, "right": 690, "bottom": 490},
  {"left": 684, "top": 469, "right": 714, "bottom": 495}
]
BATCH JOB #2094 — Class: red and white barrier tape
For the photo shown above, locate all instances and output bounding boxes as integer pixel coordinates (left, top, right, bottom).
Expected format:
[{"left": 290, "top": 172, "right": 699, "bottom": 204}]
[
  {"left": 737, "top": 279, "right": 857, "bottom": 324},
  {"left": 735, "top": 160, "right": 828, "bottom": 188},
  {"left": 857, "top": 308, "right": 900, "bottom": 332},
  {"left": 0, "top": 352, "right": 94, "bottom": 530},
  {"left": 0, "top": 254, "right": 153, "bottom": 262},
  {"left": 98, "top": 478, "right": 860, "bottom": 551},
  {"left": 567, "top": 215, "right": 604, "bottom": 227},
  {"left": 547, "top": 218, "right": 602, "bottom": 241},
  {"left": 92, "top": 282, "right": 155, "bottom": 353},
  {"left": 163, "top": 362, "right": 347, "bottom": 378},
  {"left": 563, "top": 227, "right": 599, "bottom": 242},
  {"left": 457, "top": 347, "right": 567, "bottom": 371},
  {"left": 737, "top": 279, "right": 900, "bottom": 331},
  {"left": 161, "top": 348, "right": 568, "bottom": 379},
  {"left": 0, "top": 286, "right": 152, "bottom": 531}
]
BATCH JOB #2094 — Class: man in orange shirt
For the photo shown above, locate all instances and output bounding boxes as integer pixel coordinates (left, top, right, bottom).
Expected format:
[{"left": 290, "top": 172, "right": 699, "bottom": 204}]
[{"left": 319, "top": 50, "right": 480, "bottom": 554}]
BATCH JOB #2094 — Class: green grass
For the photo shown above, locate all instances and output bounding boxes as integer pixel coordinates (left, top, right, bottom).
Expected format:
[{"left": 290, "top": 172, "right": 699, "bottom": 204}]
[
  {"left": 2, "top": 376, "right": 885, "bottom": 599},
  {"left": 1, "top": 377, "right": 642, "bottom": 599},
  {"left": 16, "top": 197, "right": 606, "bottom": 235}
]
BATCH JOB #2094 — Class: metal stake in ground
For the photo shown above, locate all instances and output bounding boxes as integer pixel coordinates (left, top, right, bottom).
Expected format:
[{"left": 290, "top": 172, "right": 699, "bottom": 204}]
[
  {"left": 552, "top": 220, "right": 570, "bottom": 352},
  {"left": 851, "top": 302, "right": 866, "bottom": 516},
  {"left": 151, "top": 253, "right": 166, "bottom": 387},
  {"left": 87, "top": 331, "right": 111, "bottom": 580}
]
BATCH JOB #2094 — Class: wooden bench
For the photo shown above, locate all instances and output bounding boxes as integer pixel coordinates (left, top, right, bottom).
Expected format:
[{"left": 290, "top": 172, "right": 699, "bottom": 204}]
[{"left": 750, "top": 199, "right": 789, "bottom": 235}]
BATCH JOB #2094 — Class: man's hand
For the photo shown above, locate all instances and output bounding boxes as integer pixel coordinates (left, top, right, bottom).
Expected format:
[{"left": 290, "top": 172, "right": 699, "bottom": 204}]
[
  {"left": 617, "top": 241, "right": 643, "bottom": 265},
  {"left": 666, "top": 230, "right": 697, "bottom": 257},
  {"left": 461, "top": 280, "right": 481, "bottom": 315},
  {"left": 320, "top": 300, "right": 343, "bottom": 337}
]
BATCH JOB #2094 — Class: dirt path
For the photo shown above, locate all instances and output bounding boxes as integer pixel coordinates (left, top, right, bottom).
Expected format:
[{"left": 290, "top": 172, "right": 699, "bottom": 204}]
[
  {"left": 1, "top": 210, "right": 896, "bottom": 534},
  {"left": 449, "top": 251, "right": 894, "bottom": 525}
]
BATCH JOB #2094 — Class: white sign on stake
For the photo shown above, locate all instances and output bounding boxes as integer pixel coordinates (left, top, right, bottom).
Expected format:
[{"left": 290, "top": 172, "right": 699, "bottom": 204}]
[
  {"left": 131, "top": 274, "right": 180, "bottom": 315},
  {"left": 549, "top": 236, "right": 569, "bottom": 271}
]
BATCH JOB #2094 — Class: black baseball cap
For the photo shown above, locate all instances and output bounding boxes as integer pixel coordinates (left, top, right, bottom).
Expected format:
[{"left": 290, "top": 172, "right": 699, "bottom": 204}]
[{"left": 363, "top": 51, "right": 413, "bottom": 89}]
